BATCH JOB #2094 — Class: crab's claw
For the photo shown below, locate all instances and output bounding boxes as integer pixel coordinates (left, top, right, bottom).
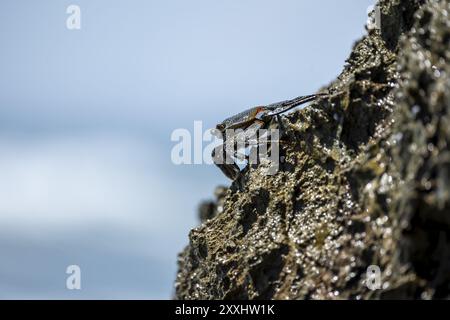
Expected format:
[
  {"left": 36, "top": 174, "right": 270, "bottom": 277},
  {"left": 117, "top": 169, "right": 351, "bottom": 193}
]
[
  {"left": 211, "top": 146, "right": 241, "bottom": 180},
  {"left": 210, "top": 128, "right": 224, "bottom": 139}
]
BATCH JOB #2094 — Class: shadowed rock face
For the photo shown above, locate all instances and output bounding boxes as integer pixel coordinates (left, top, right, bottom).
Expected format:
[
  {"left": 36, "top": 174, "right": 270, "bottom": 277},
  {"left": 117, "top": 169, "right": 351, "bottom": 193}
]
[{"left": 175, "top": 0, "right": 450, "bottom": 299}]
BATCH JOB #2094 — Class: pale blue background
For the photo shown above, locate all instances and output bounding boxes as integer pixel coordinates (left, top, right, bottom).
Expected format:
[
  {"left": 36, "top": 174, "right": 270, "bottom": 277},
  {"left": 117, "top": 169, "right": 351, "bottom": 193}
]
[{"left": 0, "top": 0, "right": 374, "bottom": 298}]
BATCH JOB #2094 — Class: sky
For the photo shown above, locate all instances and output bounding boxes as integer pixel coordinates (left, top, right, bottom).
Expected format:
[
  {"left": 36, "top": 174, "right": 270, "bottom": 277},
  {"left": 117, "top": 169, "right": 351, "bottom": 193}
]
[{"left": 0, "top": 0, "right": 375, "bottom": 298}]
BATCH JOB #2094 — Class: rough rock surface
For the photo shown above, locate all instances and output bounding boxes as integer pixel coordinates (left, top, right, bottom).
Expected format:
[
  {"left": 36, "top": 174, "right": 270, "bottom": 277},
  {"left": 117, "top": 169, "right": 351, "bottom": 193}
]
[{"left": 175, "top": 0, "right": 450, "bottom": 299}]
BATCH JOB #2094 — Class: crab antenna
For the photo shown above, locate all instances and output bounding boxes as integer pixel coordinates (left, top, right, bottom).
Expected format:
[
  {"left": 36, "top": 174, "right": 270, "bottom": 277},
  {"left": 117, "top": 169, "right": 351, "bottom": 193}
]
[{"left": 266, "top": 93, "right": 328, "bottom": 116}]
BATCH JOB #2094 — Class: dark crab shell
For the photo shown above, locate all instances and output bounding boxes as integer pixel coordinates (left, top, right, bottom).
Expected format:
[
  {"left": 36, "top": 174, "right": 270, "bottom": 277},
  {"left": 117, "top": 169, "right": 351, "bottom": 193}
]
[{"left": 216, "top": 106, "right": 266, "bottom": 131}]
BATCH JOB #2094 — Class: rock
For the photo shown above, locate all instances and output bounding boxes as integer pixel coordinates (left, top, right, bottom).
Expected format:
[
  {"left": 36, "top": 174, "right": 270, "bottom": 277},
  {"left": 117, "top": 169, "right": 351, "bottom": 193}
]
[{"left": 175, "top": 0, "right": 450, "bottom": 299}]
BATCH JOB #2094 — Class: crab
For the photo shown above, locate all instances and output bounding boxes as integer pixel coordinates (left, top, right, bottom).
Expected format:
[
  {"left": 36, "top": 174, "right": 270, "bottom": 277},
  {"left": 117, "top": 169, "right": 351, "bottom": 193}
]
[{"left": 211, "top": 93, "right": 328, "bottom": 180}]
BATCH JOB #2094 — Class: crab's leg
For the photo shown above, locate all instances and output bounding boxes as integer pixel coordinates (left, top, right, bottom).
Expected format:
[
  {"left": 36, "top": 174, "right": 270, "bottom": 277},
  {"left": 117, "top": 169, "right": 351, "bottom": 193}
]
[
  {"left": 266, "top": 93, "right": 328, "bottom": 116},
  {"left": 231, "top": 120, "right": 266, "bottom": 159},
  {"left": 276, "top": 114, "right": 286, "bottom": 138}
]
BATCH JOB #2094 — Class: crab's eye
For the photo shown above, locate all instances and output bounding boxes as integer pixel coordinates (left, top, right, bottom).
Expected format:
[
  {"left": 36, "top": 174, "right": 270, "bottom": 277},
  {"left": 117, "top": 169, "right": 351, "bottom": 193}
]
[{"left": 216, "top": 123, "right": 225, "bottom": 131}]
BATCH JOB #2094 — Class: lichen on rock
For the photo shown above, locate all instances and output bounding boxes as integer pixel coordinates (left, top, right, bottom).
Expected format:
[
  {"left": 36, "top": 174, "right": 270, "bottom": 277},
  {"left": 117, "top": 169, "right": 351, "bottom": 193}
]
[{"left": 175, "top": 0, "right": 450, "bottom": 299}]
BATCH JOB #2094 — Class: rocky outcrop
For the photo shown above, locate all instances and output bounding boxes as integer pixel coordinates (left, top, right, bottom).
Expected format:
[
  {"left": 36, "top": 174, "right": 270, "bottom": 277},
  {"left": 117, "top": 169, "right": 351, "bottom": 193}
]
[{"left": 175, "top": 0, "right": 450, "bottom": 299}]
